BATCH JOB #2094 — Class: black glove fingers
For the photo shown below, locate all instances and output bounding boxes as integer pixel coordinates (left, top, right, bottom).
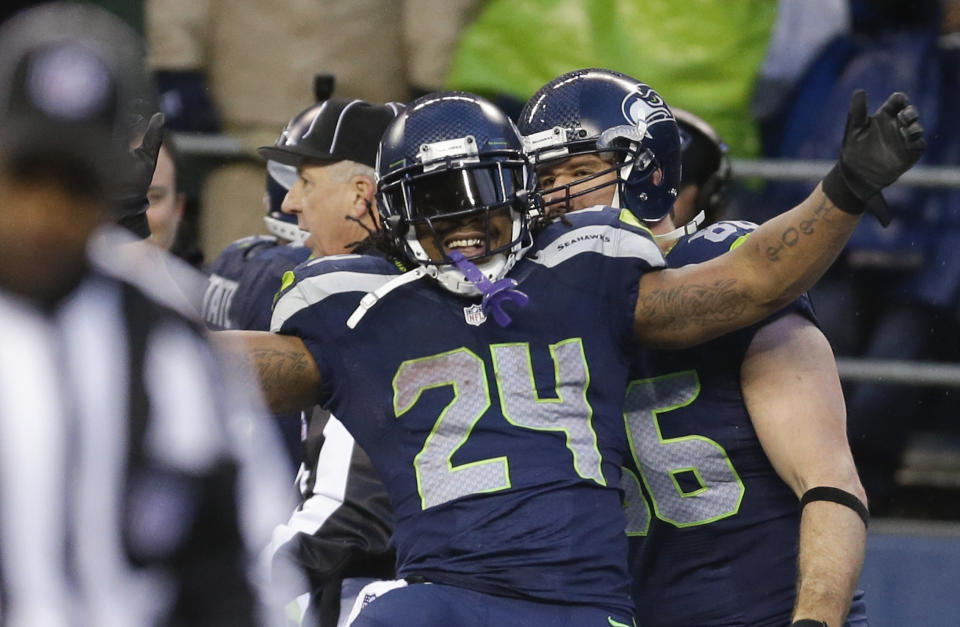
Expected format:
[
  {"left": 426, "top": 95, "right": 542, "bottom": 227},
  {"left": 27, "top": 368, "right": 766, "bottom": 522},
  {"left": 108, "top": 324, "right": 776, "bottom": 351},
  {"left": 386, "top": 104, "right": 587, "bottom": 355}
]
[
  {"left": 827, "top": 89, "right": 926, "bottom": 223},
  {"left": 847, "top": 89, "right": 869, "bottom": 130},
  {"left": 900, "top": 120, "right": 926, "bottom": 150},
  {"left": 897, "top": 105, "right": 920, "bottom": 127},
  {"left": 878, "top": 91, "right": 910, "bottom": 116}
]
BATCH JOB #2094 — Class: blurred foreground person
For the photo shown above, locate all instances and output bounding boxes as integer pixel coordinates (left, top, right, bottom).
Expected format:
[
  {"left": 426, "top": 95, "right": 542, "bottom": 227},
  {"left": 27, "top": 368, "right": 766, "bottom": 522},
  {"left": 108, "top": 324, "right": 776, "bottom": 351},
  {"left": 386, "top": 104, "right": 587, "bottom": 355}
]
[{"left": 0, "top": 4, "right": 295, "bottom": 625}]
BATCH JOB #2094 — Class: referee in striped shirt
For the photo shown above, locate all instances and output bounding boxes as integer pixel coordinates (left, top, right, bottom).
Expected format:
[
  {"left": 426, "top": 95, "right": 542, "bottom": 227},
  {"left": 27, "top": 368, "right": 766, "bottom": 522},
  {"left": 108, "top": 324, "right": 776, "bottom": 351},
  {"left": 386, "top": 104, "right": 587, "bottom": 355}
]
[{"left": 0, "top": 4, "right": 297, "bottom": 625}]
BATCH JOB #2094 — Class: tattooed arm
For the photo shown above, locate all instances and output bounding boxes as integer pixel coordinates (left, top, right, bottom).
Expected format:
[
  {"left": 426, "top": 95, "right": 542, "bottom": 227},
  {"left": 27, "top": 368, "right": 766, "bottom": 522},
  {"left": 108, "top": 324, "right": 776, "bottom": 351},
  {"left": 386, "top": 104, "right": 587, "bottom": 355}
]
[
  {"left": 634, "top": 184, "right": 860, "bottom": 348},
  {"left": 214, "top": 330, "right": 322, "bottom": 413}
]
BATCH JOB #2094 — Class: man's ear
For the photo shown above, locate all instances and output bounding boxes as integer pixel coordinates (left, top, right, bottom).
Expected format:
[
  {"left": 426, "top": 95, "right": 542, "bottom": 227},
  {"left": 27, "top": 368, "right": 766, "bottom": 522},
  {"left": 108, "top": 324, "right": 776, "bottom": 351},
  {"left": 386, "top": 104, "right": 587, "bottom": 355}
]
[{"left": 351, "top": 175, "right": 376, "bottom": 217}]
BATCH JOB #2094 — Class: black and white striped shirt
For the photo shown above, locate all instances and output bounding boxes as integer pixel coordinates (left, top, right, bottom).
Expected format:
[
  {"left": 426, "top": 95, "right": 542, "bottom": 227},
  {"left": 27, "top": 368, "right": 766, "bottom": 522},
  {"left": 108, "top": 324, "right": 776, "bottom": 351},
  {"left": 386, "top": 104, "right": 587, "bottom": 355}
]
[{"left": 0, "top": 234, "right": 297, "bottom": 626}]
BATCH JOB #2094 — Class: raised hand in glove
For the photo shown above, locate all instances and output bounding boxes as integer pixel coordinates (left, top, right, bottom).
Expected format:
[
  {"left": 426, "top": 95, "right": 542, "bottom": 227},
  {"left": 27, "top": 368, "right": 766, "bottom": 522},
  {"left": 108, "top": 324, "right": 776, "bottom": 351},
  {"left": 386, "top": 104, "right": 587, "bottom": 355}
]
[
  {"left": 115, "top": 112, "right": 165, "bottom": 239},
  {"left": 822, "top": 89, "right": 926, "bottom": 226}
]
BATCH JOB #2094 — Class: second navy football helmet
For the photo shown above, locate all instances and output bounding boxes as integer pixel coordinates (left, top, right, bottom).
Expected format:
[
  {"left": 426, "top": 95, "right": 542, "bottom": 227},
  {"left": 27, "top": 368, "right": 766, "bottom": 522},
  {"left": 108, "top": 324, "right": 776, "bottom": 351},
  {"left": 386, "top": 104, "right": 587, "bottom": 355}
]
[
  {"left": 674, "top": 108, "right": 732, "bottom": 223},
  {"left": 518, "top": 68, "right": 681, "bottom": 222},
  {"left": 376, "top": 91, "right": 535, "bottom": 297}
]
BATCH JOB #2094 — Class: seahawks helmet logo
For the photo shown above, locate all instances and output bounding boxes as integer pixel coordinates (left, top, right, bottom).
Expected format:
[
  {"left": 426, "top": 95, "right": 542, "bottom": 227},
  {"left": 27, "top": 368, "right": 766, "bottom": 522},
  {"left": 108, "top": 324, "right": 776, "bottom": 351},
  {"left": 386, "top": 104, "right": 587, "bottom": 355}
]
[{"left": 621, "top": 86, "right": 674, "bottom": 131}]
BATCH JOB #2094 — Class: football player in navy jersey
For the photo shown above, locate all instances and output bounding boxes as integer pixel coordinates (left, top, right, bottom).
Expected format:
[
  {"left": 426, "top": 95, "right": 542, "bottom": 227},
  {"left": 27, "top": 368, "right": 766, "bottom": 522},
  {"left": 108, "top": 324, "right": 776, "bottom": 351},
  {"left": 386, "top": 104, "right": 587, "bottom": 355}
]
[
  {"left": 217, "top": 83, "right": 923, "bottom": 626},
  {"left": 200, "top": 99, "right": 318, "bottom": 334},
  {"left": 201, "top": 160, "right": 310, "bottom": 332},
  {"left": 519, "top": 68, "right": 869, "bottom": 627}
]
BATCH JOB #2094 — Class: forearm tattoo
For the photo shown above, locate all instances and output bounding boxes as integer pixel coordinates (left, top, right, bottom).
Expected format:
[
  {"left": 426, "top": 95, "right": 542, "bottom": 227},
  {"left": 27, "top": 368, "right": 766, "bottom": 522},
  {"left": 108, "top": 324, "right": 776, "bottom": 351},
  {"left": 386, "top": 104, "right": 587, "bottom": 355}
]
[
  {"left": 636, "top": 278, "right": 747, "bottom": 330},
  {"left": 250, "top": 346, "right": 317, "bottom": 405},
  {"left": 765, "top": 197, "right": 836, "bottom": 262}
]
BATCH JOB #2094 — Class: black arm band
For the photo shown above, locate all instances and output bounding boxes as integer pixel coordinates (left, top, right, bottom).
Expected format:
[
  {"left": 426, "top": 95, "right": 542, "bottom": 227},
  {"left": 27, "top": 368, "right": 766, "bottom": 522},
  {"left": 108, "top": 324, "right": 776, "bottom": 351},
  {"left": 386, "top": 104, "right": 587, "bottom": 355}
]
[
  {"left": 791, "top": 620, "right": 828, "bottom": 627},
  {"left": 800, "top": 486, "right": 869, "bottom": 528}
]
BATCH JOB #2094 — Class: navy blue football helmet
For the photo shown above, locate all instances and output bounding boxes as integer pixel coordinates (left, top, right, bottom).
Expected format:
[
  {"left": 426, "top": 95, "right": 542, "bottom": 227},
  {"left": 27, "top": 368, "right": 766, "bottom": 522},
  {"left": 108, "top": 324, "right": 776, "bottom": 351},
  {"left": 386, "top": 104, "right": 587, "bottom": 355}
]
[
  {"left": 674, "top": 108, "right": 731, "bottom": 222},
  {"left": 376, "top": 91, "right": 535, "bottom": 296},
  {"left": 518, "top": 68, "right": 681, "bottom": 222}
]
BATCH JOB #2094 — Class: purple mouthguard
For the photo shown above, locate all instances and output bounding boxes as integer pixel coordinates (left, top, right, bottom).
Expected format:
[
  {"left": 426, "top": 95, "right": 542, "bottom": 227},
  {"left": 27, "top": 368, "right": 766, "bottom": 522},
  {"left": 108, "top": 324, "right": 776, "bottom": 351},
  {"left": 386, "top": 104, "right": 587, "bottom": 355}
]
[{"left": 447, "top": 250, "right": 529, "bottom": 327}]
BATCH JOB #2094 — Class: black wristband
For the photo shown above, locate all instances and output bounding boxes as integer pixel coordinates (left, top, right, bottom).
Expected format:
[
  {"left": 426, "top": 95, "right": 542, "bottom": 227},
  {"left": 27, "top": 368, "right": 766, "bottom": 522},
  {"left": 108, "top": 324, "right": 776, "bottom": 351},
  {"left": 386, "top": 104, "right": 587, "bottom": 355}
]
[
  {"left": 801, "top": 486, "right": 869, "bottom": 528},
  {"left": 822, "top": 162, "right": 868, "bottom": 215},
  {"left": 791, "top": 620, "right": 828, "bottom": 627}
]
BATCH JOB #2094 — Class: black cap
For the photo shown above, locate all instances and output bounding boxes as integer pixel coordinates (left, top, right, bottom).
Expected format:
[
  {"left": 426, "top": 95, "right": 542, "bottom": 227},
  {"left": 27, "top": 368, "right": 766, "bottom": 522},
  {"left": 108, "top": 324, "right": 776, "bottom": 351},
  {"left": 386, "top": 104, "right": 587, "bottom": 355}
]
[
  {"left": 0, "top": 2, "right": 151, "bottom": 185},
  {"left": 258, "top": 97, "right": 404, "bottom": 168}
]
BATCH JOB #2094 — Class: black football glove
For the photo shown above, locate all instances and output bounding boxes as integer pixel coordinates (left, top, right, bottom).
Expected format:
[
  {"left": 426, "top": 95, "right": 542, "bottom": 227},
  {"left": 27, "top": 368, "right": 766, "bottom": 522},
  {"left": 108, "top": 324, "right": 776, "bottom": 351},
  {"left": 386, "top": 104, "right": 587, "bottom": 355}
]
[
  {"left": 115, "top": 111, "right": 165, "bottom": 239},
  {"left": 790, "top": 621, "right": 828, "bottom": 627},
  {"left": 822, "top": 89, "right": 926, "bottom": 227}
]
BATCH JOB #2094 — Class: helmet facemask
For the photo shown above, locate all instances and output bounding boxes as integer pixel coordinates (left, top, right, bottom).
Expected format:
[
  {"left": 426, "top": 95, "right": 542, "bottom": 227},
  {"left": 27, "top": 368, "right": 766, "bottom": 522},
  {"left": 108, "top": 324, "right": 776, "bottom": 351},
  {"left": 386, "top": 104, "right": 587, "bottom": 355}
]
[
  {"left": 378, "top": 137, "right": 534, "bottom": 297},
  {"left": 524, "top": 125, "right": 664, "bottom": 219}
]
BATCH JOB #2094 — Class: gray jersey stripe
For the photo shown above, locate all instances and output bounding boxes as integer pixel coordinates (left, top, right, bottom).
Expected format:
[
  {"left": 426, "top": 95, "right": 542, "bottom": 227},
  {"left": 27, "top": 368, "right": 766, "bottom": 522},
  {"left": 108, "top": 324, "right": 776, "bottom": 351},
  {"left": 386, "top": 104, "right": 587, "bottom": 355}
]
[
  {"left": 530, "top": 225, "right": 665, "bottom": 269},
  {"left": 271, "top": 271, "right": 398, "bottom": 332}
]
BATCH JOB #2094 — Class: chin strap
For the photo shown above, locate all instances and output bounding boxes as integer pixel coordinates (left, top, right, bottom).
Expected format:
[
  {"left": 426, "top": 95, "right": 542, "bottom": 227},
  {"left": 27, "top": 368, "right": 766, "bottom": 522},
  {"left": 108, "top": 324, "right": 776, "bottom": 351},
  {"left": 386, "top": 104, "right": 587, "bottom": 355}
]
[
  {"left": 346, "top": 267, "right": 429, "bottom": 329},
  {"left": 652, "top": 210, "right": 706, "bottom": 244},
  {"left": 447, "top": 251, "right": 529, "bottom": 327}
]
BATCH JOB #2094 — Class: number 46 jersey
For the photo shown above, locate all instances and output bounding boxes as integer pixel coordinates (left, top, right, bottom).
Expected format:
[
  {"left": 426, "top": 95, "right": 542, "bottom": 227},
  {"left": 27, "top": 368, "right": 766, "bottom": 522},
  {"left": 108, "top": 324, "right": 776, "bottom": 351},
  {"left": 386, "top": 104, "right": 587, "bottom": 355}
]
[
  {"left": 271, "top": 207, "right": 663, "bottom": 617},
  {"left": 623, "top": 221, "right": 866, "bottom": 626}
]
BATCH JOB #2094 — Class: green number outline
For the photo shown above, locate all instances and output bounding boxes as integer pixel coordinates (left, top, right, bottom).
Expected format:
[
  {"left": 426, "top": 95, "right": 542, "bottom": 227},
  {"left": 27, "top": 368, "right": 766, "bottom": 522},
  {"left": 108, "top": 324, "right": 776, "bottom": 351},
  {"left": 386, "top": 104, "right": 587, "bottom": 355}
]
[
  {"left": 620, "top": 466, "right": 651, "bottom": 536},
  {"left": 624, "top": 370, "right": 745, "bottom": 528},
  {"left": 491, "top": 338, "right": 605, "bottom": 485},
  {"left": 393, "top": 347, "right": 509, "bottom": 510}
]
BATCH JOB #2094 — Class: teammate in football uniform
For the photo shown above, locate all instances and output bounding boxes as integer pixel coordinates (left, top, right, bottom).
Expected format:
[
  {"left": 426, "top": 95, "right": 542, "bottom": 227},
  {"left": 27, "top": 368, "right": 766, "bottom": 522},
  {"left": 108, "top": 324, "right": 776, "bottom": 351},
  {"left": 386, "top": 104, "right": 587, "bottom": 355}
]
[
  {"left": 519, "top": 68, "right": 868, "bottom": 626},
  {"left": 218, "top": 84, "right": 923, "bottom": 625},
  {"left": 201, "top": 131, "right": 309, "bottom": 332}
]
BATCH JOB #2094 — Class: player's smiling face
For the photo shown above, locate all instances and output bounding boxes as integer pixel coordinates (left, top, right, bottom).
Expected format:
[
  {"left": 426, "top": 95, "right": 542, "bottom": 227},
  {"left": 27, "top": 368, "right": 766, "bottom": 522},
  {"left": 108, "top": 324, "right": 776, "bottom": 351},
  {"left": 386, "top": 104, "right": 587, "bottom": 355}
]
[{"left": 414, "top": 207, "right": 513, "bottom": 264}]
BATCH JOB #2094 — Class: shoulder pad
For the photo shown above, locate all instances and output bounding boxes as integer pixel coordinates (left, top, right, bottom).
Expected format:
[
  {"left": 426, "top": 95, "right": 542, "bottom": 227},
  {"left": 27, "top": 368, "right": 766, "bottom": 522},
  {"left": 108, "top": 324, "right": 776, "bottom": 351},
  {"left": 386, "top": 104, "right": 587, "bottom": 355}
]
[
  {"left": 668, "top": 220, "right": 758, "bottom": 265},
  {"left": 528, "top": 206, "right": 663, "bottom": 269},
  {"left": 271, "top": 254, "right": 402, "bottom": 331}
]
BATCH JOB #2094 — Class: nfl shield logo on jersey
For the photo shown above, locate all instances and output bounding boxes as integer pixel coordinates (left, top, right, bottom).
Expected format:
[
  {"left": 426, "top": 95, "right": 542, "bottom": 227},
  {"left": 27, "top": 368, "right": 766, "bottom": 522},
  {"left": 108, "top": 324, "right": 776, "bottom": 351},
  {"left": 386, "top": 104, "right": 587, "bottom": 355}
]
[{"left": 463, "top": 303, "right": 486, "bottom": 326}]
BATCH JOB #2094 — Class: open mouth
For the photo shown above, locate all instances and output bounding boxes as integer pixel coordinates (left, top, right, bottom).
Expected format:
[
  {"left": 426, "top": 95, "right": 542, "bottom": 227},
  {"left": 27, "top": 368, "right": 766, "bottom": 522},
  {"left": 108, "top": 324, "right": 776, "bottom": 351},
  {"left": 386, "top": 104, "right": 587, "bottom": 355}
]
[
  {"left": 416, "top": 207, "right": 513, "bottom": 264},
  {"left": 442, "top": 226, "right": 494, "bottom": 260}
]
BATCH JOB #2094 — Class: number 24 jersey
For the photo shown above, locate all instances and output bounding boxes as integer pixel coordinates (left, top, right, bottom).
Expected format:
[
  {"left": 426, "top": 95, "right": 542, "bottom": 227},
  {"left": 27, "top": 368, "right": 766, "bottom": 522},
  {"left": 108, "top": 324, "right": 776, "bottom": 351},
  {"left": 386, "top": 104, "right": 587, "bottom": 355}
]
[{"left": 272, "top": 207, "right": 662, "bottom": 617}]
